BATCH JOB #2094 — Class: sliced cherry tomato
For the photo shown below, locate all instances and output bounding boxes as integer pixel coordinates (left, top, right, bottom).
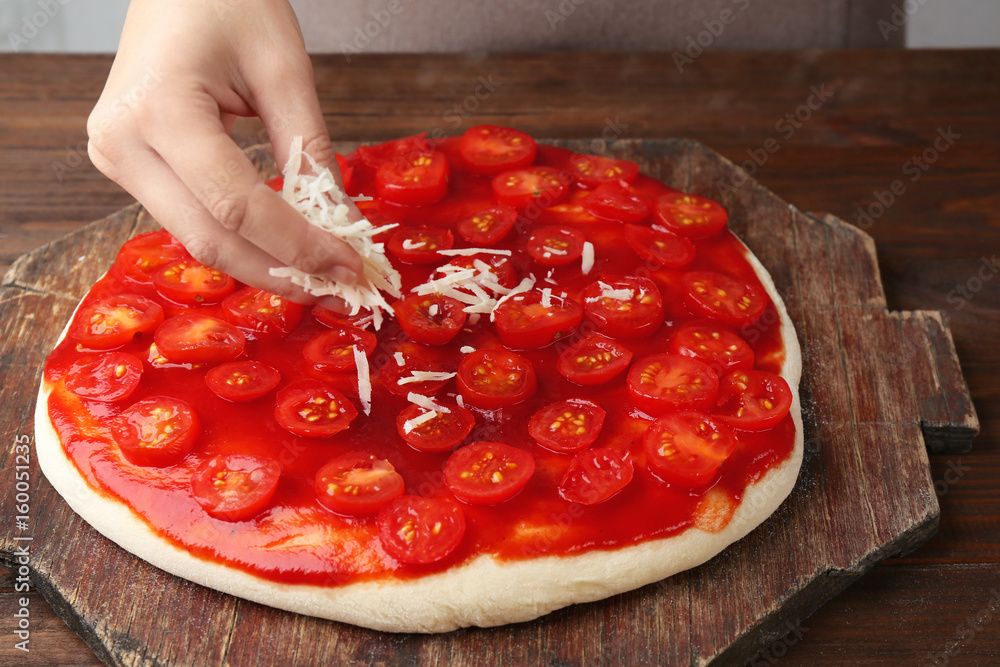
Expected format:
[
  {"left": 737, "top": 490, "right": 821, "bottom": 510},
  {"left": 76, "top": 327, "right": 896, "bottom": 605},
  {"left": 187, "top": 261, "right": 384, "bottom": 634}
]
[
  {"left": 556, "top": 333, "right": 633, "bottom": 385},
  {"left": 581, "top": 276, "right": 664, "bottom": 338},
  {"left": 311, "top": 305, "right": 377, "bottom": 330},
  {"left": 71, "top": 295, "right": 164, "bottom": 350},
  {"left": 492, "top": 167, "right": 569, "bottom": 209},
  {"left": 526, "top": 226, "right": 586, "bottom": 266},
  {"left": 315, "top": 453, "right": 405, "bottom": 515},
  {"left": 627, "top": 353, "right": 719, "bottom": 416},
  {"left": 528, "top": 399, "right": 606, "bottom": 453},
  {"left": 392, "top": 293, "right": 467, "bottom": 345},
  {"left": 643, "top": 411, "right": 737, "bottom": 486},
  {"left": 265, "top": 176, "right": 282, "bottom": 191},
  {"left": 682, "top": 271, "right": 768, "bottom": 327},
  {"left": 112, "top": 396, "right": 200, "bottom": 467},
  {"left": 113, "top": 230, "right": 190, "bottom": 284},
  {"left": 64, "top": 352, "right": 143, "bottom": 403},
  {"left": 387, "top": 225, "right": 455, "bottom": 264},
  {"left": 559, "top": 449, "right": 634, "bottom": 505},
  {"left": 669, "top": 324, "right": 754, "bottom": 376},
  {"left": 379, "top": 350, "right": 451, "bottom": 397},
  {"left": 654, "top": 193, "right": 728, "bottom": 239},
  {"left": 335, "top": 153, "right": 354, "bottom": 192},
  {"left": 222, "top": 287, "right": 305, "bottom": 336},
  {"left": 152, "top": 258, "right": 235, "bottom": 305},
  {"left": 303, "top": 326, "right": 377, "bottom": 372},
  {"left": 377, "top": 496, "right": 466, "bottom": 565},
  {"left": 581, "top": 183, "right": 652, "bottom": 223},
  {"left": 356, "top": 133, "right": 432, "bottom": 168},
  {"left": 493, "top": 290, "right": 582, "bottom": 349},
  {"left": 274, "top": 380, "right": 358, "bottom": 437},
  {"left": 457, "top": 349, "right": 536, "bottom": 409},
  {"left": 566, "top": 154, "right": 640, "bottom": 188},
  {"left": 714, "top": 370, "right": 793, "bottom": 431},
  {"left": 397, "top": 403, "right": 475, "bottom": 452},
  {"left": 536, "top": 191, "right": 603, "bottom": 226},
  {"left": 625, "top": 224, "right": 696, "bottom": 268},
  {"left": 444, "top": 441, "right": 535, "bottom": 504},
  {"left": 205, "top": 360, "right": 281, "bottom": 402},
  {"left": 456, "top": 204, "right": 518, "bottom": 245},
  {"left": 191, "top": 454, "right": 282, "bottom": 521},
  {"left": 438, "top": 254, "right": 518, "bottom": 290},
  {"left": 154, "top": 313, "right": 246, "bottom": 364},
  {"left": 376, "top": 150, "right": 450, "bottom": 206},
  {"left": 459, "top": 124, "right": 537, "bottom": 175}
]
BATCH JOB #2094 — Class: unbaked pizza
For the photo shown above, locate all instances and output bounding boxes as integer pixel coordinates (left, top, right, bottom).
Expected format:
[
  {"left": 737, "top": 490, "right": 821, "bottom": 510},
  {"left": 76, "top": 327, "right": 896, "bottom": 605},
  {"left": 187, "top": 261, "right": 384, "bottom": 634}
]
[{"left": 36, "top": 127, "right": 802, "bottom": 632}]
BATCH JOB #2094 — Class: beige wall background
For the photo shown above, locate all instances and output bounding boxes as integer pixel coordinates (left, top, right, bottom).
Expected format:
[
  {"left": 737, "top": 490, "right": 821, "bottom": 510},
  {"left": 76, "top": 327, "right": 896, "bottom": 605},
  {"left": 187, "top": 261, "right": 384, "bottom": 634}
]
[{"left": 1, "top": 0, "right": 997, "bottom": 53}]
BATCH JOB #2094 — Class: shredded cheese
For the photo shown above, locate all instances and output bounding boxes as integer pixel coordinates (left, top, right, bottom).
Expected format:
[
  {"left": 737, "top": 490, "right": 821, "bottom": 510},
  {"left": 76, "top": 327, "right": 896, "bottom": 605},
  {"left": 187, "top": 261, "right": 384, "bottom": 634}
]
[
  {"left": 406, "top": 392, "right": 451, "bottom": 413},
  {"left": 581, "top": 241, "right": 595, "bottom": 274},
  {"left": 267, "top": 136, "right": 402, "bottom": 329},
  {"left": 460, "top": 346, "right": 475, "bottom": 354},
  {"left": 587, "top": 280, "right": 634, "bottom": 303},
  {"left": 353, "top": 345, "right": 372, "bottom": 416},
  {"left": 394, "top": 352, "right": 405, "bottom": 366},
  {"left": 436, "top": 248, "right": 512, "bottom": 257},
  {"left": 402, "top": 409, "right": 439, "bottom": 434},
  {"left": 490, "top": 276, "right": 536, "bottom": 321},
  {"left": 397, "top": 371, "right": 457, "bottom": 385}
]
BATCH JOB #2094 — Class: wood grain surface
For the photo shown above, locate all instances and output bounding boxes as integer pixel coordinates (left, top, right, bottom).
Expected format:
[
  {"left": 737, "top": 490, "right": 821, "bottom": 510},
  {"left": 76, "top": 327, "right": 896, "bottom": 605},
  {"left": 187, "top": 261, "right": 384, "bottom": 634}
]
[
  {"left": 0, "top": 136, "right": 976, "bottom": 666},
  {"left": 0, "top": 50, "right": 998, "bottom": 665}
]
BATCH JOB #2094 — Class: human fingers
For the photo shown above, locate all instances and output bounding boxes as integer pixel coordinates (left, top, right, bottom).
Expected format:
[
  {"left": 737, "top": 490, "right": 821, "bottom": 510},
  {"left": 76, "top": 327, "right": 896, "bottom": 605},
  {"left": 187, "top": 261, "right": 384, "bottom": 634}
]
[{"left": 136, "top": 88, "right": 363, "bottom": 280}]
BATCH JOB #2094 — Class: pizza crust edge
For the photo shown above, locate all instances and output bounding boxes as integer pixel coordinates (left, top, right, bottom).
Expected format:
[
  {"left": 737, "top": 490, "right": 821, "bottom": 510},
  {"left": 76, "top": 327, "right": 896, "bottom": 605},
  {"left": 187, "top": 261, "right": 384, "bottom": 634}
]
[{"left": 34, "top": 242, "right": 803, "bottom": 633}]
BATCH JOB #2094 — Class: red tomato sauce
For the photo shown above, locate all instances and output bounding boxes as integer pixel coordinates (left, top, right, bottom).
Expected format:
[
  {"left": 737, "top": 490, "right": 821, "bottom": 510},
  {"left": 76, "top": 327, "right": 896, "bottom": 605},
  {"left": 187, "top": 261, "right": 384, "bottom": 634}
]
[{"left": 43, "top": 138, "right": 794, "bottom": 585}]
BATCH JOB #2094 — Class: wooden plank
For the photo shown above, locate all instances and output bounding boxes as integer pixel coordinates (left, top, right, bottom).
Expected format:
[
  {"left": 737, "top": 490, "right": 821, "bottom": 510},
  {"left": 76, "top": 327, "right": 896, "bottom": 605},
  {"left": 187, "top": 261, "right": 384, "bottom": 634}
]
[{"left": 0, "top": 139, "right": 975, "bottom": 667}]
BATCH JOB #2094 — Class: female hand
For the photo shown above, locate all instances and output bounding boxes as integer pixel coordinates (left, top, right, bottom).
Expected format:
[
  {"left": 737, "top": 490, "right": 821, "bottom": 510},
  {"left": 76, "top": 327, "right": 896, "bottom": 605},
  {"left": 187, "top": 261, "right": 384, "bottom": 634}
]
[{"left": 87, "top": 0, "right": 363, "bottom": 303}]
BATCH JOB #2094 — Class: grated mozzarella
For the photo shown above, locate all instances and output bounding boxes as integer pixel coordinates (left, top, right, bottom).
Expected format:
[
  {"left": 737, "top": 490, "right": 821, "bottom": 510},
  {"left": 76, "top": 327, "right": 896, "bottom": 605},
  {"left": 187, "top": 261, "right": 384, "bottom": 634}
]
[
  {"left": 437, "top": 248, "right": 512, "bottom": 257},
  {"left": 394, "top": 351, "right": 405, "bottom": 366},
  {"left": 460, "top": 346, "right": 475, "bottom": 354},
  {"left": 267, "top": 136, "right": 402, "bottom": 329},
  {"left": 490, "top": 276, "right": 536, "bottom": 321},
  {"left": 397, "top": 371, "right": 457, "bottom": 385},
  {"left": 406, "top": 392, "right": 451, "bottom": 413},
  {"left": 402, "top": 409, "right": 439, "bottom": 434},
  {"left": 353, "top": 345, "right": 372, "bottom": 416},
  {"left": 581, "top": 242, "right": 595, "bottom": 274}
]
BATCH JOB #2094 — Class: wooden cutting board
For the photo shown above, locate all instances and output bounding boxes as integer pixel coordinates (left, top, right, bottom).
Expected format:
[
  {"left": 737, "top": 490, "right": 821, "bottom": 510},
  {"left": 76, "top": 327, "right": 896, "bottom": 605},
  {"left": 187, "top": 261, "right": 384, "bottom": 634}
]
[{"left": 0, "top": 139, "right": 978, "bottom": 666}]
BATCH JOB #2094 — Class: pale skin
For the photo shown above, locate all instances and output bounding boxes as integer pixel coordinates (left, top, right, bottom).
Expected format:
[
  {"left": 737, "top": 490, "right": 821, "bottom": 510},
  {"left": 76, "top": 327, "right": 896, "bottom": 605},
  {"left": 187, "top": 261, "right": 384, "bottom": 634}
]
[{"left": 87, "top": 0, "right": 362, "bottom": 308}]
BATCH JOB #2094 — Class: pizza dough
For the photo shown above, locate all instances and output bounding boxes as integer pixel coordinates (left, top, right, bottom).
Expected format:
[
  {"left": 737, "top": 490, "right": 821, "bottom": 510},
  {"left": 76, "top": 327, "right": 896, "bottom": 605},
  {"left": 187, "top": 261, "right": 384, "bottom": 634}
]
[
  {"left": 35, "top": 131, "right": 802, "bottom": 632},
  {"left": 35, "top": 245, "right": 800, "bottom": 633}
]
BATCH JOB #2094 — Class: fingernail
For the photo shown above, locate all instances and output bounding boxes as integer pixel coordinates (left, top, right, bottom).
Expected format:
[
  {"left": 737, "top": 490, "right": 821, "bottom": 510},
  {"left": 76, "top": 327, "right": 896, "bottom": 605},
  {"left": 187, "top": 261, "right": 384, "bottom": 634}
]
[
  {"left": 332, "top": 265, "right": 359, "bottom": 285},
  {"left": 317, "top": 295, "right": 351, "bottom": 314}
]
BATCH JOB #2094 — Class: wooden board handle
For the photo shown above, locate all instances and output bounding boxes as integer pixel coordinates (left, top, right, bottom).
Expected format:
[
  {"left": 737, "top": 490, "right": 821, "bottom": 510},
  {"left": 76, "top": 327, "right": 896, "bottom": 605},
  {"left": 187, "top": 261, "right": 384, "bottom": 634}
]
[{"left": 807, "top": 213, "right": 979, "bottom": 453}]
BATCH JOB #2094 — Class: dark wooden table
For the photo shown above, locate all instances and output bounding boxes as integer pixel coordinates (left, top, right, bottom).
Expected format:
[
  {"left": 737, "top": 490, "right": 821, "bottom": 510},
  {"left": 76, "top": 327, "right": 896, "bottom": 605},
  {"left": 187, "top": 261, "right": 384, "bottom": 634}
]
[{"left": 1, "top": 49, "right": 998, "bottom": 666}]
